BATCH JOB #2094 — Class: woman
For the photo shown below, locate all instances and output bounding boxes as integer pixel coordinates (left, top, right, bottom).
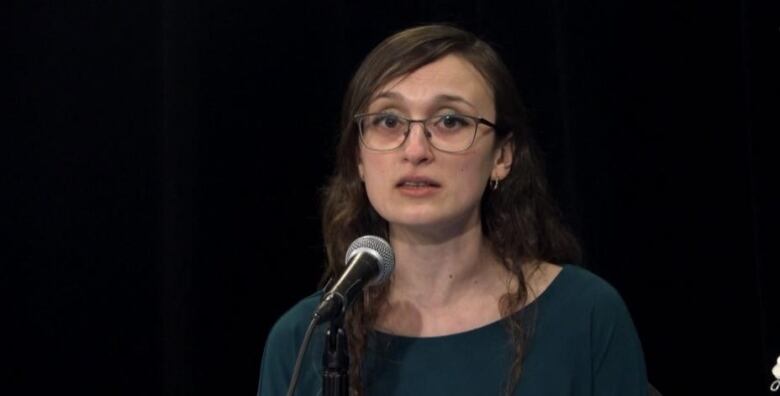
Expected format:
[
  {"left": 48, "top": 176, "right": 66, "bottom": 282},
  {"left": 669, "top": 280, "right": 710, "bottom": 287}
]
[{"left": 258, "top": 24, "right": 648, "bottom": 395}]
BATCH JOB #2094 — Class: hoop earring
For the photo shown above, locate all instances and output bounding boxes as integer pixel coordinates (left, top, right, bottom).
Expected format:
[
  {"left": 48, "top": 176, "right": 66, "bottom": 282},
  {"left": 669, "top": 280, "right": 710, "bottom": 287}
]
[{"left": 491, "top": 178, "right": 499, "bottom": 191}]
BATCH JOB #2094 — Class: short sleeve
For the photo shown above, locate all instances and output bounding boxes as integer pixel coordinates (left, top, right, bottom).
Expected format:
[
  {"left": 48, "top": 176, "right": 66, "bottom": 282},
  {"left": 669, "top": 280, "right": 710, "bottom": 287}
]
[
  {"left": 589, "top": 283, "right": 649, "bottom": 396},
  {"left": 256, "top": 293, "right": 324, "bottom": 396},
  {"left": 257, "top": 318, "right": 298, "bottom": 396}
]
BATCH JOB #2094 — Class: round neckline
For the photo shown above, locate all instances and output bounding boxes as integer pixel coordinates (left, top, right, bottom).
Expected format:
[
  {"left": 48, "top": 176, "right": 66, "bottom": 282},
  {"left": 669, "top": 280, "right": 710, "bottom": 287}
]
[{"left": 372, "top": 264, "right": 569, "bottom": 341}]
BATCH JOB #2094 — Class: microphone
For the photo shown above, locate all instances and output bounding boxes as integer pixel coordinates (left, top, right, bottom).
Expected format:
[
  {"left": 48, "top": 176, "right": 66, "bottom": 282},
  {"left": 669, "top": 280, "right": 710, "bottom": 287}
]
[{"left": 313, "top": 235, "right": 395, "bottom": 324}]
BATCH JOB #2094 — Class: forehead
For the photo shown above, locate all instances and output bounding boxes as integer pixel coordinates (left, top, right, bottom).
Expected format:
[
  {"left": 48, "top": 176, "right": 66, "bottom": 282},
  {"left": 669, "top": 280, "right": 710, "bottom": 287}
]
[{"left": 369, "top": 54, "right": 494, "bottom": 115}]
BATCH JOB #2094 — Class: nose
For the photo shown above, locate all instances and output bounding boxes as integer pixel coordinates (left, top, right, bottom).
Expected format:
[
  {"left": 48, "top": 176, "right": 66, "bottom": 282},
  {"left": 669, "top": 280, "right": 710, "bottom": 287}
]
[{"left": 402, "top": 121, "right": 434, "bottom": 164}]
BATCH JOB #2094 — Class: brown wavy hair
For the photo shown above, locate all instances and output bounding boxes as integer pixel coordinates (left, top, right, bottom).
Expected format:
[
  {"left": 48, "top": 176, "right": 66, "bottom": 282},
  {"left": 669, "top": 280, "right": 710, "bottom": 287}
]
[{"left": 320, "top": 24, "right": 581, "bottom": 395}]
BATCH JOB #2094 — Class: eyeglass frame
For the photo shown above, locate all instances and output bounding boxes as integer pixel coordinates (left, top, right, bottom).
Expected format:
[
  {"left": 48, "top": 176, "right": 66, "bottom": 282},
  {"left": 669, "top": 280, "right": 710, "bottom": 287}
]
[{"left": 353, "top": 112, "right": 499, "bottom": 153}]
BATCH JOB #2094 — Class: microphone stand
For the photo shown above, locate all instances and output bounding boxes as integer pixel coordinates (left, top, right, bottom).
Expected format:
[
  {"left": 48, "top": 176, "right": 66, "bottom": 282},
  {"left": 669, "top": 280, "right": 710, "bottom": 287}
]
[{"left": 322, "top": 316, "right": 349, "bottom": 396}]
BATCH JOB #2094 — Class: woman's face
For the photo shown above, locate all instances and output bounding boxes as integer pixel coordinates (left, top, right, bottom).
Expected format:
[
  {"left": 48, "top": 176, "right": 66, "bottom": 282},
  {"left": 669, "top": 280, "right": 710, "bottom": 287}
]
[{"left": 358, "top": 54, "right": 513, "bottom": 234}]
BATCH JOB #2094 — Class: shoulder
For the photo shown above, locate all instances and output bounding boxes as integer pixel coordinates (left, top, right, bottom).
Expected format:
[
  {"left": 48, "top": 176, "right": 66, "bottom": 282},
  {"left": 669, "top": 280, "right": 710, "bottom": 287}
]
[
  {"left": 263, "top": 291, "right": 323, "bottom": 350},
  {"left": 258, "top": 292, "right": 323, "bottom": 385},
  {"left": 544, "top": 265, "right": 648, "bottom": 392},
  {"left": 555, "top": 264, "right": 629, "bottom": 310},
  {"left": 561, "top": 265, "right": 646, "bottom": 362},
  {"left": 540, "top": 264, "right": 640, "bottom": 336},
  {"left": 262, "top": 292, "right": 323, "bottom": 359}
]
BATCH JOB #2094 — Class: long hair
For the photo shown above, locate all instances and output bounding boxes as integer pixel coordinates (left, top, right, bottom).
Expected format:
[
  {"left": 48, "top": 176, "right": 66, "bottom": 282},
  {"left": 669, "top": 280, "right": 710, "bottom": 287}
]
[{"left": 320, "top": 24, "right": 581, "bottom": 395}]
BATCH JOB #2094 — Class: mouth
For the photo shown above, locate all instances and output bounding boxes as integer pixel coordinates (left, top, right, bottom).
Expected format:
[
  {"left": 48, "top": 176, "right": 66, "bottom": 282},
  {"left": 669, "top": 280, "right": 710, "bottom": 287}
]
[{"left": 395, "top": 178, "right": 441, "bottom": 188}]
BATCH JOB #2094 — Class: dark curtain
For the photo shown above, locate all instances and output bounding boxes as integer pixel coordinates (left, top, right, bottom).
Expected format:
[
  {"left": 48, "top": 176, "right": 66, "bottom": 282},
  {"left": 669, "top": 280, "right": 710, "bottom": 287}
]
[{"left": 4, "top": 1, "right": 778, "bottom": 395}]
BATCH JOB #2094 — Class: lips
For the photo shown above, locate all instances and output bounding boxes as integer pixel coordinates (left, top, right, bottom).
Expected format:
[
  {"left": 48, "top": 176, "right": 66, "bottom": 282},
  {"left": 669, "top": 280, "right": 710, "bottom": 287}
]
[{"left": 395, "top": 177, "right": 441, "bottom": 188}]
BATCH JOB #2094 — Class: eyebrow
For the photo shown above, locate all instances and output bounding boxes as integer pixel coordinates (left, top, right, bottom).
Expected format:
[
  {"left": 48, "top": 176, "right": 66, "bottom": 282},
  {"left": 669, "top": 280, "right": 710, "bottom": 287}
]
[{"left": 371, "top": 92, "right": 479, "bottom": 111}]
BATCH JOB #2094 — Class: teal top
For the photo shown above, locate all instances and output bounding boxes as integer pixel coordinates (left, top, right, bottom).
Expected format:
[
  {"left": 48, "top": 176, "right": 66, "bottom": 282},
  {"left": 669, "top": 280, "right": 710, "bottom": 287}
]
[{"left": 257, "top": 265, "right": 648, "bottom": 395}]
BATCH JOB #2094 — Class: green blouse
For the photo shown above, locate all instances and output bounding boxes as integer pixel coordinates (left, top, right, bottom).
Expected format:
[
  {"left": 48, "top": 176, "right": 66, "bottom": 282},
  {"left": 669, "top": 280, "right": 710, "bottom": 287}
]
[{"left": 257, "top": 265, "right": 648, "bottom": 395}]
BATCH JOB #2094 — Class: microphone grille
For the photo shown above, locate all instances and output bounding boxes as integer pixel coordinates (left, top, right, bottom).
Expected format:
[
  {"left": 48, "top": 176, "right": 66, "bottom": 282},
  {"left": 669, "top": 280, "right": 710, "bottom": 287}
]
[{"left": 345, "top": 235, "right": 395, "bottom": 284}]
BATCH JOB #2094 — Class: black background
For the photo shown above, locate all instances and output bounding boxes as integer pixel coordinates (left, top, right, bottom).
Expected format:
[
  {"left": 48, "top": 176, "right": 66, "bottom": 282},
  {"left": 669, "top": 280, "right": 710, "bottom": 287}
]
[{"left": 4, "top": 1, "right": 779, "bottom": 395}]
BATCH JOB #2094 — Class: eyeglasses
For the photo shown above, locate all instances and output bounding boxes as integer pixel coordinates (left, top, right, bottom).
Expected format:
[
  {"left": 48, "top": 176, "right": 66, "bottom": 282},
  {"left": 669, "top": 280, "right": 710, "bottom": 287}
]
[{"left": 354, "top": 112, "right": 497, "bottom": 153}]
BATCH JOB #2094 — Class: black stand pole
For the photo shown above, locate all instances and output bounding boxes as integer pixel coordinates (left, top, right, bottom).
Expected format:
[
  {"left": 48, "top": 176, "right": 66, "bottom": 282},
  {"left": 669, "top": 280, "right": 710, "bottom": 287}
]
[{"left": 322, "top": 317, "right": 349, "bottom": 396}]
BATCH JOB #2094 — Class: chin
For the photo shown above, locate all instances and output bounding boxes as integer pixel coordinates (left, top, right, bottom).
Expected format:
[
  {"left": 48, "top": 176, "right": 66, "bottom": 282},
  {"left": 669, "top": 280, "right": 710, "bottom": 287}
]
[
  {"left": 374, "top": 202, "right": 480, "bottom": 232},
  {"left": 385, "top": 213, "right": 440, "bottom": 227},
  {"left": 385, "top": 211, "right": 477, "bottom": 233}
]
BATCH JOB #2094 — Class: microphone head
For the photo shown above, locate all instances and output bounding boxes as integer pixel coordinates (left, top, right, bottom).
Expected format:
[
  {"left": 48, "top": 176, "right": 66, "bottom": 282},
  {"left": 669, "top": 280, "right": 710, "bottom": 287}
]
[{"left": 345, "top": 235, "right": 395, "bottom": 285}]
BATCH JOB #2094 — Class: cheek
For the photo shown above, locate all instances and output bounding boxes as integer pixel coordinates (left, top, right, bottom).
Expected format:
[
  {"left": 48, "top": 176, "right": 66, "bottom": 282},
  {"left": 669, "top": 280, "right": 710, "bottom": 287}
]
[
  {"left": 361, "top": 164, "right": 393, "bottom": 216},
  {"left": 360, "top": 154, "right": 390, "bottom": 192},
  {"left": 456, "top": 156, "right": 493, "bottom": 186},
  {"left": 358, "top": 149, "right": 378, "bottom": 183}
]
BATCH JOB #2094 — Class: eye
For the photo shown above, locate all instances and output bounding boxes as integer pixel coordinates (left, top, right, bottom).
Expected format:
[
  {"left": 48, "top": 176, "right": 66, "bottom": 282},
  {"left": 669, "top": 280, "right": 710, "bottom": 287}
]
[
  {"left": 372, "top": 114, "right": 402, "bottom": 129},
  {"left": 436, "top": 114, "right": 473, "bottom": 130}
]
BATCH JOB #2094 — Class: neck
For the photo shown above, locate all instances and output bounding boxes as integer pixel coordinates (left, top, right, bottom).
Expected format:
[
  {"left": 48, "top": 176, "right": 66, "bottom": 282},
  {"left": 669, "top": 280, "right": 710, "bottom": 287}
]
[{"left": 387, "top": 220, "right": 508, "bottom": 309}]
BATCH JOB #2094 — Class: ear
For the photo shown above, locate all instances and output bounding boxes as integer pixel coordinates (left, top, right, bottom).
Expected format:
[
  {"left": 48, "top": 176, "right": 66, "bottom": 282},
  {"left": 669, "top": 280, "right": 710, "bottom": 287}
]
[{"left": 491, "top": 136, "right": 513, "bottom": 181}]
